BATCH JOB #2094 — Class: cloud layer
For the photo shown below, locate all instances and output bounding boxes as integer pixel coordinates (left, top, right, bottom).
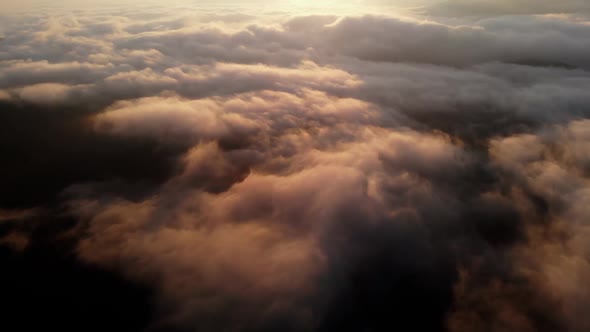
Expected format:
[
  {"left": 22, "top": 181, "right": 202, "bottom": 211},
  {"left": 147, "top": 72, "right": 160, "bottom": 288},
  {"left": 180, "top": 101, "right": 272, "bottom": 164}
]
[{"left": 2, "top": 1, "right": 590, "bottom": 332}]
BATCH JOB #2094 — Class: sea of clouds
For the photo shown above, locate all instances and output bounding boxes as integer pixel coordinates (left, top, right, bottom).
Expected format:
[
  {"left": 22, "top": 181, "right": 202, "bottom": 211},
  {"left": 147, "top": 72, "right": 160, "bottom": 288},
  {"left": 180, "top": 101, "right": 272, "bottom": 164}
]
[{"left": 1, "top": 1, "right": 590, "bottom": 331}]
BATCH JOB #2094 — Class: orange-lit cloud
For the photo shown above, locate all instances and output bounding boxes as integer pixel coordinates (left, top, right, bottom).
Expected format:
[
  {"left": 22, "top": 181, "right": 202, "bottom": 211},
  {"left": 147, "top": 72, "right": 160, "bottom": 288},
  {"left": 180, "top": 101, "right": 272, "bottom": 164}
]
[{"left": 2, "top": 2, "right": 590, "bottom": 332}]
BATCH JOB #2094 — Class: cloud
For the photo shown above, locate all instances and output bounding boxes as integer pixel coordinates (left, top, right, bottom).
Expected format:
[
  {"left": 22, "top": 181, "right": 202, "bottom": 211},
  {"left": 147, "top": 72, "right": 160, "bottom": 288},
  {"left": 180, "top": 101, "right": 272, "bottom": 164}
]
[
  {"left": 315, "top": 15, "right": 590, "bottom": 68},
  {"left": 0, "top": 232, "right": 30, "bottom": 251},
  {"left": 0, "top": 89, "right": 11, "bottom": 101},
  {"left": 485, "top": 119, "right": 590, "bottom": 332},
  {"left": 1, "top": 3, "right": 590, "bottom": 332},
  {"left": 18, "top": 83, "right": 81, "bottom": 105},
  {"left": 67, "top": 126, "right": 469, "bottom": 331},
  {"left": 426, "top": 0, "right": 590, "bottom": 17},
  {"left": 0, "top": 61, "right": 114, "bottom": 88}
]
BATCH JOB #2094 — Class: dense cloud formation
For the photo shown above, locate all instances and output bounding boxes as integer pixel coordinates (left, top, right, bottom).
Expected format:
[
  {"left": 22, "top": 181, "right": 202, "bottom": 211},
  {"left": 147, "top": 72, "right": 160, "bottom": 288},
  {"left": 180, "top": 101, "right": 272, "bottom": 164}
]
[
  {"left": 425, "top": 0, "right": 590, "bottom": 16},
  {"left": 2, "top": 1, "right": 590, "bottom": 331}
]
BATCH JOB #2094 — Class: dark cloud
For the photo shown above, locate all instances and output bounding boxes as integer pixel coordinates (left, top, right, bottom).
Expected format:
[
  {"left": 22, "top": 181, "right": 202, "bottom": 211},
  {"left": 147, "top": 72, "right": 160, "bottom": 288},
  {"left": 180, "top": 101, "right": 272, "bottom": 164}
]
[
  {"left": 425, "top": 0, "right": 590, "bottom": 17},
  {"left": 0, "top": 101, "right": 183, "bottom": 209},
  {"left": 1, "top": 3, "right": 589, "bottom": 332}
]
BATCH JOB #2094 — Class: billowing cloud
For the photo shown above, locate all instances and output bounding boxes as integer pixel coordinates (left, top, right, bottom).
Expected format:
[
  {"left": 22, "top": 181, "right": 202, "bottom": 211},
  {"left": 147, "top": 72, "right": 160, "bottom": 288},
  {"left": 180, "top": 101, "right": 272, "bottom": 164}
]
[
  {"left": 1, "top": 2, "right": 590, "bottom": 332},
  {"left": 425, "top": 0, "right": 590, "bottom": 16}
]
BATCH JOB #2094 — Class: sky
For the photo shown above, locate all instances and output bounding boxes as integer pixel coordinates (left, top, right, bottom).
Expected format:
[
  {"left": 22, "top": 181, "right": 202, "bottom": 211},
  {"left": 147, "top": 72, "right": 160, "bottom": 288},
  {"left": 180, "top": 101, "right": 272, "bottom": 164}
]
[{"left": 1, "top": 1, "right": 590, "bottom": 332}]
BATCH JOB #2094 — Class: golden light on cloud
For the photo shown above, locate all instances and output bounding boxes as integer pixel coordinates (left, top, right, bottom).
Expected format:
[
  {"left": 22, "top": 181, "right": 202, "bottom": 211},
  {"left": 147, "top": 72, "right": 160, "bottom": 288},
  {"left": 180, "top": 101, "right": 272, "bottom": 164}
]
[{"left": 2, "top": 1, "right": 590, "bottom": 332}]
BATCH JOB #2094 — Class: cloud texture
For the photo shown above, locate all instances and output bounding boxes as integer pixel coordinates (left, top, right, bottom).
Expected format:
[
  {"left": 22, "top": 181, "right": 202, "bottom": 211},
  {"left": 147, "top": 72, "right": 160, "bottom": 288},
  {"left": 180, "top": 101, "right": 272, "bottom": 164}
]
[{"left": 2, "top": 1, "right": 590, "bottom": 331}]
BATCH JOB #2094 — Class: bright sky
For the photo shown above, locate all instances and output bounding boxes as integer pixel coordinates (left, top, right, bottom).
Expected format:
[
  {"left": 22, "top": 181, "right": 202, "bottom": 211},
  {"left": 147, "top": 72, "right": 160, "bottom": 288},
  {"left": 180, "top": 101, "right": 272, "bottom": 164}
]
[{"left": 0, "top": 0, "right": 438, "bottom": 15}]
